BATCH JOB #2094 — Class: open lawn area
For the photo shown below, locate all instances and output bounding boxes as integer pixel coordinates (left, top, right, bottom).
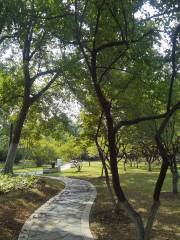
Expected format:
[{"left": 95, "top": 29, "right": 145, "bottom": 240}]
[{"left": 50, "top": 161, "right": 180, "bottom": 240}]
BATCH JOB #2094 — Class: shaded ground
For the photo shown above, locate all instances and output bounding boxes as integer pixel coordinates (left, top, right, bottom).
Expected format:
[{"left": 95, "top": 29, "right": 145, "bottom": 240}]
[
  {"left": 52, "top": 162, "right": 180, "bottom": 240},
  {"left": 0, "top": 178, "right": 64, "bottom": 240},
  {"left": 1, "top": 162, "right": 179, "bottom": 240}
]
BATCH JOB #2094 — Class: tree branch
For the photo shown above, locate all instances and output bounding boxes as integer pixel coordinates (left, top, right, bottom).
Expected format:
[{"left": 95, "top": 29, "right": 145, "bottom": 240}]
[
  {"left": 74, "top": 0, "right": 92, "bottom": 73},
  {"left": 167, "top": 23, "right": 180, "bottom": 111},
  {"left": 157, "top": 101, "right": 180, "bottom": 137},
  {"left": 93, "top": 0, "right": 105, "bottom": 50},
  {"left": 29, "top": 31, "right": 46, "bottom": 60},
  {"left": 139, "top": 9, "right": 178, "bottom": 23},
  {"left": 31, "top": 69, "right": 58, "bottom": 82},
  {"left": 114, "top": 113, "right": 167, "bottom": 133},
  {"left": 99, "top": 48, "right": 128, "bottom": 83},
  {"left": 30, "top": 72, "right": 60, "bottom": 103},
  {"left": 95, "top": 29, "right": 154, "bottom": 53}
]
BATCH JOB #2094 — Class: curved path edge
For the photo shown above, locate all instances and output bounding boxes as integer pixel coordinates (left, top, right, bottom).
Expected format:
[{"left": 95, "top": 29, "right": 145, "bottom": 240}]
[{"left": 18, "top": 176, "right": 97, "bottom": 240}]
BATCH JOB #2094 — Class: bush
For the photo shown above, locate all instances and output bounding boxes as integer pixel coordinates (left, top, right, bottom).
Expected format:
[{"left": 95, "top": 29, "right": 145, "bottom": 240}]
[{"left": 0, "top": 174, "right": 37, "bottom": 194}]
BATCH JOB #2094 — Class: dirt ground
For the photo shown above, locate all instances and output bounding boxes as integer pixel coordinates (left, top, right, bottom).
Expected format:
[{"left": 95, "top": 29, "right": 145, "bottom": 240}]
[{"left": 0, "top": 178, "right": 64, "bottom": 240}]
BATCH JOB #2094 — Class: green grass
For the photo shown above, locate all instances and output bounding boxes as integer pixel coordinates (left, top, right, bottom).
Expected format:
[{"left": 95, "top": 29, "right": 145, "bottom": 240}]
[
  {"left": 14, "top": 167, "right": 43, "bottom": 173},
  {"left": 50, "top": 161, "right": 180, "bottom": 240},
  {"left": 0, "top": 160, "right": 50, "bottom": 173}
]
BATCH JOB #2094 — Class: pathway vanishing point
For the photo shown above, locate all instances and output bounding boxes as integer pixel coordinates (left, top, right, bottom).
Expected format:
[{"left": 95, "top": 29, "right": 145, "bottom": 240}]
[{"left": 18, "top": 176, "right": 97, "bottom": 240}]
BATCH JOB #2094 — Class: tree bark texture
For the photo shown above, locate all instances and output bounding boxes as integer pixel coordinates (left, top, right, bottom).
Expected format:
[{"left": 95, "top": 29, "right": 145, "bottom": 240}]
[
  {"left": 145, "top": 200, "right": 160, "bottom": 240},
  {"left": 170, "top": 159, "right": 179, "bottom": 194},
  {"left": 3, "top": 103, "right": 30, "bottom": 173}
]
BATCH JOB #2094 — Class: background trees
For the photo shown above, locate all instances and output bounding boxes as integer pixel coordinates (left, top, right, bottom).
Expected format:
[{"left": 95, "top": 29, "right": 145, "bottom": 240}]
[
  {"left": 0, "top": 0, "right": 70, "bottom": 173},
  {"left": 0, "top": 1, "right": 179, "bottom": 239},
  {"left": 60, "top": 1, "right": 180, "bottom": 239}
]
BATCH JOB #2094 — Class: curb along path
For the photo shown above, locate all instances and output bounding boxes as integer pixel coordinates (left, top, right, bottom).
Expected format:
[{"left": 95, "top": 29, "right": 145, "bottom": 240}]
[{"left": 18, "top": 176, "right": 97, "bottom": 240}]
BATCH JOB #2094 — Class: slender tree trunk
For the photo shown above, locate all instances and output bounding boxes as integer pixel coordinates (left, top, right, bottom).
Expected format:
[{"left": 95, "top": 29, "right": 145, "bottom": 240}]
[
  {"left": 123, "top": 161, "right": 126, "bottom": 171},
  {"left": 3, "top": 103, "right": 30, "bottom": 173},
  {"left": 148, "top": 161, "right": 152, "bottom": 171},
  {"left": 120, "top": 201, "right": 145, "bottom": 240},
  {"left": 144, "top": 200, "right": 160, "bottom": 240},
  {"left": 136, "top": 160, "right": 139, "bottom": 169},
  {"left": 9, "top": 123, "right": 13, "bottom": 146},
  {"left": 172, "top": 171, "right": 179, "bottom": 194},
  {"left": 142, "top": 135, "right": 170, "bottom": 239},
  {"left": 91, "top": 52, "right": 145, "bottom": 240},
  {"left": 96, "top": 140, "right": 117, "bottom": 207},
  {"left": 106, "top": 115, "right": 144, "bottom": 240},
  {"left": 101, "top": 166, "right": 104, "bottom": 177},
  {"left": 3, "top": 143, "right": 18, "bottom": 173},
  {"left": 130, "top": 159, "right": 133, "bottom": 167},
  {"left": 170, "top": 159, "right": 179, "bottom": 194}
]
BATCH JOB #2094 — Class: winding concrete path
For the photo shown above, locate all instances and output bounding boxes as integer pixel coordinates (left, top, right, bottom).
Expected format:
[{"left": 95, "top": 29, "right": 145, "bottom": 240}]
[{"left": 18, "top": 176, "right": 96, "bottom": 240}]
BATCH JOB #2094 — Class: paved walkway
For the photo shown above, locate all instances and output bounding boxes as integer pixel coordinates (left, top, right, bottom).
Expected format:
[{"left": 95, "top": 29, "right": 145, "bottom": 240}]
[
  {"left": 18, "top": 176, "right": 96, "bottom": 240},
  {"left": 17, "top": 163, "right": 72, "bottom": 176}
]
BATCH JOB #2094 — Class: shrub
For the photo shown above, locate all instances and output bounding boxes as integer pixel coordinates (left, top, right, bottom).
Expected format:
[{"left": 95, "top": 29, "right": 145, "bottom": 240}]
[{"left": 0, "top": 174, "right": 37, "bottom": 194}]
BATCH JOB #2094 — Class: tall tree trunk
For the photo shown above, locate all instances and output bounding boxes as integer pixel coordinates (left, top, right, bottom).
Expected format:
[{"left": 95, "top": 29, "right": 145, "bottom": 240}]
[
  {"left": 172, "top": 171, "right": 179, "bottom": 194},
  {"left": 136, "top": 160, "right": 139, "bottom": 169},
  {"left": 130, "top": 159, "right": 133, "bottom": 167},
  {"left": 3, "top": 103, "right": 29, "bottom": 173},
  {"left": 144, "top": 200, "right": 160, "bottom": 240},
  {"left": 106, "top": 114, "right": 144, "bottom": 240},
  {"left": 143, "top": 135, "right": 170, "bottom": 240},
  {"left": 9, "top": 123, "right": 13, "bottom": 146},
  {"left": 148, "top": 161, "right": 152, "bottom": 172},
  {"left": 170, "top": 159, "right": 179, "bottom": 194},
  {"left": 95, "top": 140, "right": 117, "bottom": 207},
  {"left": 91, "top": 52, "right": 145, "bottom": 240},
  {"left": 101, "top": 165, "right": 104, "bottom": 177},
  {"left": 120, "top": 201, "right": 145, "bottom": 240},
  {"left": 123, "top": 160, "right": 126, "bottom": 171}
]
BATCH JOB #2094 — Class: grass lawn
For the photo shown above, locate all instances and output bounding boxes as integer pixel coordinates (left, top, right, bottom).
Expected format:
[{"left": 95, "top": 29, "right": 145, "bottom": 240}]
[
  {"left": 0, "top": 160, "right": 49, "bottom": 173},
  {"left": 0, "top": 176, "right": 64, "bottom": 240},
  {"left": 50, "top": 161, "right": 180, "bottom": 240}
]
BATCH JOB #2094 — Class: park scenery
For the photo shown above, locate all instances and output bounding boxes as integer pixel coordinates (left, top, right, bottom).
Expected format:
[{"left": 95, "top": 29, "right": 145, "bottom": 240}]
[{"left": 0, "top": 1, "right": 179, "bottom": 240}]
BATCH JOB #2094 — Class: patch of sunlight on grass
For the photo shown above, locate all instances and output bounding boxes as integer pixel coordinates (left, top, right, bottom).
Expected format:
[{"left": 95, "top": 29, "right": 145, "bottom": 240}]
[
  {"left": 48, "top": 161, "right": 180, "bottom": 240},
  {"left": 137, "top": 207, "right": 147, "bottom": 213}
]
